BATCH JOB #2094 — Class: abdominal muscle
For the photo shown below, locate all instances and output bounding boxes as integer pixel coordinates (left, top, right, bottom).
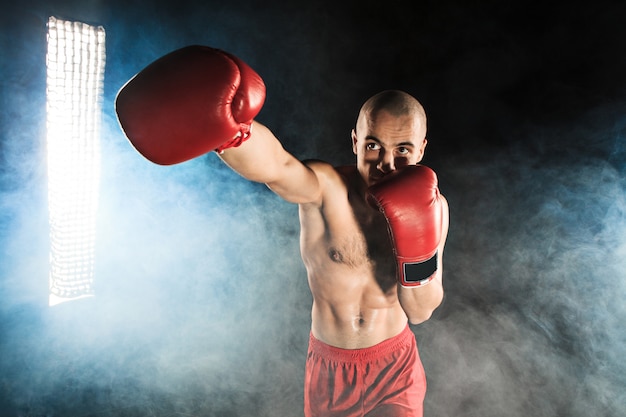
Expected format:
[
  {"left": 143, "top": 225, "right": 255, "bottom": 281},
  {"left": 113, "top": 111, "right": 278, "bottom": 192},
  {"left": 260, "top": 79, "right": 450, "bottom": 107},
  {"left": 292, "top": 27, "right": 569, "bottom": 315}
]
[
  {"left": 309, "top": 277, "right": 409, "bottom": 349},
  {"left": 299, "top": 163, "right": 408, "bottom": 349},
  {"left": 302, "top": 227, "right": 409, "bottom": 349}
]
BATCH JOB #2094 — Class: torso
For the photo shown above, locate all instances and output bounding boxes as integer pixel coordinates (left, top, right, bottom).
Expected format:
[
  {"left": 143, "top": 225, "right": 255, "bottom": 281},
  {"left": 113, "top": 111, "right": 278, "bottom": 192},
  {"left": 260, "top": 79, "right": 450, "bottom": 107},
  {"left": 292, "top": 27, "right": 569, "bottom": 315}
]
[{"left": 298, "top": 162, "right": 408, "bottom": 349}]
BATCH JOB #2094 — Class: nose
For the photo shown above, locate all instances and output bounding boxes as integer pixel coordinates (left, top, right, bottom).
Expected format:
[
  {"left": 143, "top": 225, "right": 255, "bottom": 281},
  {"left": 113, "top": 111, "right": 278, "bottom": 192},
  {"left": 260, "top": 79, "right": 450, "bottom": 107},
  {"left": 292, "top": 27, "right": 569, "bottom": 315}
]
[{"left": 377, "top": 149, "right": 395, "bottom": 173}]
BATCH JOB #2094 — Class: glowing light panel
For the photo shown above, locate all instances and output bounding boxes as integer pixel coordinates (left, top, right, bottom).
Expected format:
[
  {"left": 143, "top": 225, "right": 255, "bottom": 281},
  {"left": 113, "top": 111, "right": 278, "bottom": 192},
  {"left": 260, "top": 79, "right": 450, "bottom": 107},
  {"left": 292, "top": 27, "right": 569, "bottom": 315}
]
[{"left": 46, "top": 17, "right": 106, "bottom": 306}]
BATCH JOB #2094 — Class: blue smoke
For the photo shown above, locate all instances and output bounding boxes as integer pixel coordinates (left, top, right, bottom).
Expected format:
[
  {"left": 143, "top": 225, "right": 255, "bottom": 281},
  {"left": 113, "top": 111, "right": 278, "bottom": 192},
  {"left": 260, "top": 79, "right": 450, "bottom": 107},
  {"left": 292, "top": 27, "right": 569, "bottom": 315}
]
[{"left": 1, "top": 1, "right": 625, "bottom": 417}]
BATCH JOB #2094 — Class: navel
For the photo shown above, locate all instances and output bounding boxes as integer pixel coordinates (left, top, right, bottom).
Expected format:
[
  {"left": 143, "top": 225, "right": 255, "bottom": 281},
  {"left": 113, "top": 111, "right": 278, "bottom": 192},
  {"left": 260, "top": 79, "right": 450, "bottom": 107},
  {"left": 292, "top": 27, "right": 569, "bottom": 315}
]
[{"left": 354, "top": 313, "right": 366, "bottom": 328}]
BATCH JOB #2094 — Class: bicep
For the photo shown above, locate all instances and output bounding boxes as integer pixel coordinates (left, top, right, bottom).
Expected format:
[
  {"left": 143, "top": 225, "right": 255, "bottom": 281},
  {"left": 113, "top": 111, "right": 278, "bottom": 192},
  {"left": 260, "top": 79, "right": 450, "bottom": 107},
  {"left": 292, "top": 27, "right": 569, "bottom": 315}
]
[
  {"left": 266, "top": 158, "right": 324, "bottom": 204},
  {"left": 219, "top": 121, "right": 323, "bottom": 204}
]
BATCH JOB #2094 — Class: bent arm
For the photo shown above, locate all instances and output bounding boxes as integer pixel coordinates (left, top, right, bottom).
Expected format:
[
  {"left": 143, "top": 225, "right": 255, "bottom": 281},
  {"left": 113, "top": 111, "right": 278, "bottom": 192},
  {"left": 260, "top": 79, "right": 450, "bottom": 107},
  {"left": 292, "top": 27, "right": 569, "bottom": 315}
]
[
  {"left": 398, "top": 195, "right": 449, "bottom": 324},
  {"left": 218, "top": 121, "right": 322, "bottom": 204}
]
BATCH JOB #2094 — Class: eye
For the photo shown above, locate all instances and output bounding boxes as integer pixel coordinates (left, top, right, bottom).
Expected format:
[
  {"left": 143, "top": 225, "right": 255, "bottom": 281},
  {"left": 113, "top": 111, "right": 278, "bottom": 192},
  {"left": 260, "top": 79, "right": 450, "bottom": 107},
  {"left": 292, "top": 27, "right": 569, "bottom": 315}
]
[
  {"left": 366, "top": 142, "right": 380, "bottom": 151},
  {"left": 397, "top": 146, "right": 410, "bottom": 155}
]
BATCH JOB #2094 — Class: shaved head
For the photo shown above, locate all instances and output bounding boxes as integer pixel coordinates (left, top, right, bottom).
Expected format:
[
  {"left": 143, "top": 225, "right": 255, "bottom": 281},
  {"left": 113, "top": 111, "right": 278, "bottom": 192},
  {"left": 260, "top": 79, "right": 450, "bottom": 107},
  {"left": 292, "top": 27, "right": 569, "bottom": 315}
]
[{"left": 356, "top": 90, "right": 427, "bottom": 136}]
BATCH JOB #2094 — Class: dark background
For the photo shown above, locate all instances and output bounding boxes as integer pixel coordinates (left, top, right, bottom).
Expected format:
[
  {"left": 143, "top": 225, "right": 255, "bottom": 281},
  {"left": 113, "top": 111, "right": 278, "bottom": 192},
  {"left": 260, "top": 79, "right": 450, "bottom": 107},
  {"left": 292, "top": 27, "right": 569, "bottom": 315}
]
[{"left": 1, "top": 0, "right": 625, "bottom": 416}]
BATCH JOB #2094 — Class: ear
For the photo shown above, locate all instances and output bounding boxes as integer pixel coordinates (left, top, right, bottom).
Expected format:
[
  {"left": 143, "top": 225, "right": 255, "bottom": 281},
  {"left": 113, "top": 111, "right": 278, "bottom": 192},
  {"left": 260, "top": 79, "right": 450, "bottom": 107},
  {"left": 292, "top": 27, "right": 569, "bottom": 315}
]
[
  {"left": 416, "top": 138, "right": 428, "bottom": 162},
  {"left": 351, "top": 129, "right": 358, "bottom": 155}
]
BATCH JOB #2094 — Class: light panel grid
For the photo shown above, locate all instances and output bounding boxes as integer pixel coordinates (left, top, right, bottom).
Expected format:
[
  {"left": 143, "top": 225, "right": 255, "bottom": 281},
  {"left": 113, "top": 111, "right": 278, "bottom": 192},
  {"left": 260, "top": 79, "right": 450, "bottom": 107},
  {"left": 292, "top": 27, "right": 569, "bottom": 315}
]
[{"left": 46, "top": 17, "right": 106, "bottom": 306}]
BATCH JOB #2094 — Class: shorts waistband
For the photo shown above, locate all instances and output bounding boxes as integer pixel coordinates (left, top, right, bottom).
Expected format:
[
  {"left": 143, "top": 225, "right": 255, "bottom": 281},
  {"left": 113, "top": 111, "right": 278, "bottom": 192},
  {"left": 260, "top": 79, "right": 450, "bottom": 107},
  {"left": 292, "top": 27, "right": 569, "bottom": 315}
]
[{"left": 308, "top": 324, "right": 415, "bottom": 363}]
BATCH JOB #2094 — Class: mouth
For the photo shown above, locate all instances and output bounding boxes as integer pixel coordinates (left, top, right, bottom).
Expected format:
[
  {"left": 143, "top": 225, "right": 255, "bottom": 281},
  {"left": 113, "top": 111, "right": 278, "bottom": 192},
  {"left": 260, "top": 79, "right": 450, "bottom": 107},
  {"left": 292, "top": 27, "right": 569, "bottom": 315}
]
[
  {"left": 368, "top": 174, "right": 385, "bottom": 185},
  {"left": 369, "top": 169, "right": 403, "bottom": 185}
]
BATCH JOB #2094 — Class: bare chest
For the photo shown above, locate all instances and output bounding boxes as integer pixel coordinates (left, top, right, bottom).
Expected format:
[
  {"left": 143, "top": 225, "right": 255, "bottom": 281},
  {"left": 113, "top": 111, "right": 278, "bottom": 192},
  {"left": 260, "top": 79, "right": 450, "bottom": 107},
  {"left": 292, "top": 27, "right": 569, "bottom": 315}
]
[{"left": 299, "top": 193, "right": 397, "bottom": 290}]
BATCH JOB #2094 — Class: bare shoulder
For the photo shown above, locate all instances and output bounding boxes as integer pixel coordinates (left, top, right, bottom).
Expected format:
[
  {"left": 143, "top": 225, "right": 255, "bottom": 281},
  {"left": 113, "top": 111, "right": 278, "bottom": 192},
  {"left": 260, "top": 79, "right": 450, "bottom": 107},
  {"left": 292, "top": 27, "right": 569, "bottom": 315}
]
[
  {"left": 303, "top": 160, "right": 354, "bottom": 187},
  {"left": 301, "top": 160, "right": 354, "bottom": 206},
  {"left": 304, "top": 159, "right": 345, "bottom": 174}
]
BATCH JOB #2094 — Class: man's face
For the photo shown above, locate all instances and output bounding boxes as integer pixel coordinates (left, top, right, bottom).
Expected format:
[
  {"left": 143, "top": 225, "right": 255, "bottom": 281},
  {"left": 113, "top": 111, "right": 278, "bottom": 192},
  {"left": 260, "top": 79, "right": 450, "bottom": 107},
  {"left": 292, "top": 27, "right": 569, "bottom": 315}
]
[{"left": 352, "top": 110, "right": 427, "bottom": 187}]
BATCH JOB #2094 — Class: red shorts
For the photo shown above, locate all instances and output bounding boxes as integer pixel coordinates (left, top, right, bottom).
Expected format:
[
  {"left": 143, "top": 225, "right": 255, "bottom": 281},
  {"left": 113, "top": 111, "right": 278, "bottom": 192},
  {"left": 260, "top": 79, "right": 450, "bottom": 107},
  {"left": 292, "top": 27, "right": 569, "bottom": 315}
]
[{"left": 304, "top": 325, "right": 426, "bottom": 417}]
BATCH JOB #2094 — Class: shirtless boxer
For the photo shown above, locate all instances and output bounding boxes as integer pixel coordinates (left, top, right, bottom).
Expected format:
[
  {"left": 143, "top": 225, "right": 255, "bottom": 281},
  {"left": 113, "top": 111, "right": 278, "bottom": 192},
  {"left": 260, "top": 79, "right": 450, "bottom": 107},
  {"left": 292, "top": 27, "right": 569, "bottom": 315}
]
[{"left": 116, "top": 45, "right": 449, "bottom": 417}]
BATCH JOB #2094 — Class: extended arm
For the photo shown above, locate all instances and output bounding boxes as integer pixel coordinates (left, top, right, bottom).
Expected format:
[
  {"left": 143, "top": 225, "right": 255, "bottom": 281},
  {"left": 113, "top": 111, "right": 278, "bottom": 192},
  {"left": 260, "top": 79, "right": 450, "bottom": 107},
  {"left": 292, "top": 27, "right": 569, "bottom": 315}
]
[
  {"left": 218, "top": 121, "right": 321, "bottom": 204},
  {"left": 115, "top": 45, "right": 321, "bottom": 204}
]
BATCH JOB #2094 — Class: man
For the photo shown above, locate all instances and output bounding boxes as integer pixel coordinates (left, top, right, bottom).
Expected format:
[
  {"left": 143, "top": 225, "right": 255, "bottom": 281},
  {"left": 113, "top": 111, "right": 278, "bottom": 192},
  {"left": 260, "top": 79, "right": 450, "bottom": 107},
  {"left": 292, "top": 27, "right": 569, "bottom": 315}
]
[{"left": 116, "top": 45, "right": 449, "bottom": 417}]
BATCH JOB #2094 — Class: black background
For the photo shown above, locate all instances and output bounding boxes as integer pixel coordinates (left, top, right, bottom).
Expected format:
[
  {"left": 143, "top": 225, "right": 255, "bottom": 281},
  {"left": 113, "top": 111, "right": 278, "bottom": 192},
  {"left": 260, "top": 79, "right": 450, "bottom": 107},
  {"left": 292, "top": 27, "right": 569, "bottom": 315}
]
[{"left": 1, "top": 1, "right": 625, "bottom": 416}]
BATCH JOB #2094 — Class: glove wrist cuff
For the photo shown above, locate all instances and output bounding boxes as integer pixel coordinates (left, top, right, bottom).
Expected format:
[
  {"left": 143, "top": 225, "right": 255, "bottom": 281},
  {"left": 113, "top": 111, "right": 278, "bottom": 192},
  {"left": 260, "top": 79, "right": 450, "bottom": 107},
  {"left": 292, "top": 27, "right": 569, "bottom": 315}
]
[
  {"left": 399, "top": 251, "right": 438, "bottom": 287},
  {"left": 216, "top": 124, "right": 252, "bottom": 154}
]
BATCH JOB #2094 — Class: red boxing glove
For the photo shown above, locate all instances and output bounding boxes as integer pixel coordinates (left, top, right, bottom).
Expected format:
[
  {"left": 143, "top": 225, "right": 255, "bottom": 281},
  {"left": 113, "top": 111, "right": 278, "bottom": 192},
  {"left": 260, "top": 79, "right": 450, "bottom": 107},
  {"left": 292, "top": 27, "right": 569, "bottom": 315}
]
[
  {"left": 115, "top": 45, "right": 266, "bottom": 165},
  {"left": 367, "top": 165, "right": 443, "bottom": 287}
]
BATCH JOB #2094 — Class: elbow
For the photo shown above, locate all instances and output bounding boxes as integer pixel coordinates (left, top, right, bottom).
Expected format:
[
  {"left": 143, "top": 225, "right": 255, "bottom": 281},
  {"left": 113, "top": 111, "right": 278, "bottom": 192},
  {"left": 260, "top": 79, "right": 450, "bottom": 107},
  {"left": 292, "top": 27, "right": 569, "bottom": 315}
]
[
  {"left": 405, "top": 286, "right": 444, "bottom": 325},
  {"left": 407, "top": 304, "right": 437, "bottom": 325},
  {"left": 407, "top": 313, "right": 431, "bottom": 326}
]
